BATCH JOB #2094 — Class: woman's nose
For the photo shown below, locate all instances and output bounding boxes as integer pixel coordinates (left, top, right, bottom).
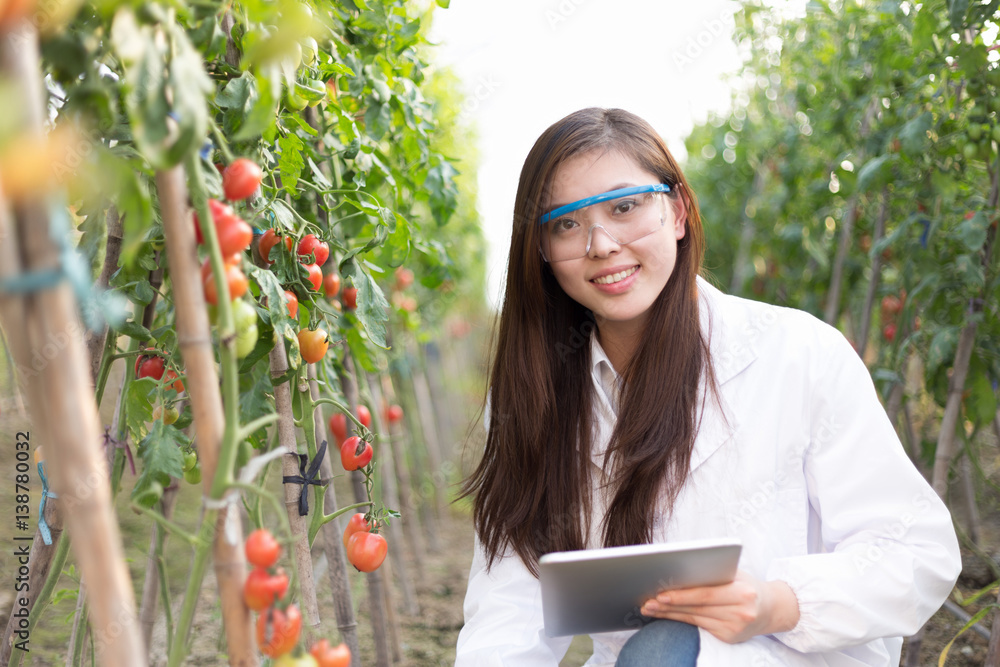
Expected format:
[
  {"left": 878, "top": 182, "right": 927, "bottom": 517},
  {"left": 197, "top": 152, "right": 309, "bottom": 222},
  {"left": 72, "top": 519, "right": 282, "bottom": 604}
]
[{"left": 586, "top": 224, "right": 621, "bottom": 257}]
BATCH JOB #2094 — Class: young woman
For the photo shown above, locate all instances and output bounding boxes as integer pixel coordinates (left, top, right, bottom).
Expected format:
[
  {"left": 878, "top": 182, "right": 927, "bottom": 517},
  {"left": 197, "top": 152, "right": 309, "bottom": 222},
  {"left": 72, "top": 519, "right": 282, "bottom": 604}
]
[{"left": 454, "top": 108, "right": 961, "bottom": 666}]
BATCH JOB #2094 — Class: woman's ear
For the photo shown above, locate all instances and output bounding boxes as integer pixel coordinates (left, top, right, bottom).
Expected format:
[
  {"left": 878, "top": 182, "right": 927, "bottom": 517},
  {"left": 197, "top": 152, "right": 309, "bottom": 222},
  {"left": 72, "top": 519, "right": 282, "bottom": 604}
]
[{"left": 672, "top": 189, "right": 688, "bottom": 240}]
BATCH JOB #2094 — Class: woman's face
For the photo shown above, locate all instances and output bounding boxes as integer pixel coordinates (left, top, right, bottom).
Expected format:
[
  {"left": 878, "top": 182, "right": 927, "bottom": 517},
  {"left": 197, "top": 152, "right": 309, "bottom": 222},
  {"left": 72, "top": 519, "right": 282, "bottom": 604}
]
[{"left": 543, "top": 150, "right": 686, "bottom": 337}]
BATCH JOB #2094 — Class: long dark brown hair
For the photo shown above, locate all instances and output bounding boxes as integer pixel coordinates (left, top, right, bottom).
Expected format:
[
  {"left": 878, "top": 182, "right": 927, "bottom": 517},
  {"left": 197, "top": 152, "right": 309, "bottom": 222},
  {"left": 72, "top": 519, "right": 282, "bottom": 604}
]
[{"left": 461, "top": 108, "right": 714, "bottom": 575}]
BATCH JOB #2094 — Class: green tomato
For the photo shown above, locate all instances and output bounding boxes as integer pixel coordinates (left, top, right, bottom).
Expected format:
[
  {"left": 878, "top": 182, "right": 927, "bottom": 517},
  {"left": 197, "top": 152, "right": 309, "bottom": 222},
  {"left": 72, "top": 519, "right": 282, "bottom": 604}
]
[
  {"left": 992, "top": 125, "right": 1000, "bottom": 143},
  {"left": 963, "top": 142, "right": 979, "bottom": 160},
  {"left": 285, "top": 86, "right": 308, "bottom": 112},
  {"left": 233, "top": 299, "right": 258, "bottom": 329},
  {"left": 236, "top": 323, "right": 259, "bottom": 359},
  {"left": 184, "top": 464, "right": 202, "bottom": 485},
  {"left": 300, "top": 36, "right": 318, "bottom": 66},
  {"left": 968, "top": 124, "right": 982, "bottom": 141},
  {"left": 182, "top": 450, "right": 197, "bottom": 472}
]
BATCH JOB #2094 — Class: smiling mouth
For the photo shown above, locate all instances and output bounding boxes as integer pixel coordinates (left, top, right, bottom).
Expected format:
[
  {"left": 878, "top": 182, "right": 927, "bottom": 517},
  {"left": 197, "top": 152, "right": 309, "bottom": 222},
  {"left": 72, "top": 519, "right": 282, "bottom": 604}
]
[{"left": 591, "top": 266, "right": 639, "bottom": 285}]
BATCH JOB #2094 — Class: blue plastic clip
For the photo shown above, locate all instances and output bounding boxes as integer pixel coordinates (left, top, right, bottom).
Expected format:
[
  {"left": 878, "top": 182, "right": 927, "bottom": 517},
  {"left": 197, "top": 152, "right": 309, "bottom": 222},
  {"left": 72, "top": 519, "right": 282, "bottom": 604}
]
[{"left": 37, "top": 460, "right": 58, "bottom": 546}]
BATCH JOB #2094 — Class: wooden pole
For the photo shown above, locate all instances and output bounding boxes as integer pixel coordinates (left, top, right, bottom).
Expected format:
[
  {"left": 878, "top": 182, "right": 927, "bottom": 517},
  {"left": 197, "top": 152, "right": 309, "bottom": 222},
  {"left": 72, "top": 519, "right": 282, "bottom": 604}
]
[
  {"left": 307, "top": 366, "right": 362, "bottom": 666},
  {"left": 269, "top": 342, "right": 321, "bottom": 634},
  {"left": 0, "top": 19, "right": 145, "bottom": 666},
  {"left": 157, "top": 164, "right": 257, "bottom": 666}
]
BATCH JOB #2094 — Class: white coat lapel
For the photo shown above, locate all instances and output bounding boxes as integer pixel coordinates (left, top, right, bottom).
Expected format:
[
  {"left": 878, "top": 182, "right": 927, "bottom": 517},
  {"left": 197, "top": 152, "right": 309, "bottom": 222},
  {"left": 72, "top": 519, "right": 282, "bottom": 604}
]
[{"left": 689, "top": 277, "right": 759, "bottom": 472}]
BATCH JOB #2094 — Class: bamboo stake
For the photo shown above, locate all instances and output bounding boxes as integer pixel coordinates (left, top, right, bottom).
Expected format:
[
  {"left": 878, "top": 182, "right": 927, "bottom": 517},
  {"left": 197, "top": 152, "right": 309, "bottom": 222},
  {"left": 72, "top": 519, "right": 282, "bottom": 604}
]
[
  {"left": 363, "top": 372, "right": 419, "bottom": 614},
  {"left": 855, "top": 187, "right": 889, "bottom": 357},
  {"left": 84, "top": 205, "right": 123, "bottom": 385},
  {"left": 138, "top": 484, "right": 179, "bottom": 652},
  {"left": 0, "top": 21, "right": 145, "bottom": 666},
  {"left": 421, "top": 341, "right": 457, "bottom": 465},
  {"left": 307, "top": 366, "right": 362, "bottom": 666},
  {"left": 157, "top": 164, "right": 257, "bottom": 666},
  {"left": 378, "top": 373, "right": 428, "bottom": 576},
  {"left": 338, "top": 351, "right": 392, "bottom": 667},
  {"left": 270, "top": 342, "right": 321, "bottom": 632}
]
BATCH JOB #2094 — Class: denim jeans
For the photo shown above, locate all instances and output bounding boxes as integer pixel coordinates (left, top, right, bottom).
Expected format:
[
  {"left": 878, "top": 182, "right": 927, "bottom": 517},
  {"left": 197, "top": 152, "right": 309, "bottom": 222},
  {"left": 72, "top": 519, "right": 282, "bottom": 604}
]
[{"left": 615, "top": 620, "right": 700, "bottom": 667}]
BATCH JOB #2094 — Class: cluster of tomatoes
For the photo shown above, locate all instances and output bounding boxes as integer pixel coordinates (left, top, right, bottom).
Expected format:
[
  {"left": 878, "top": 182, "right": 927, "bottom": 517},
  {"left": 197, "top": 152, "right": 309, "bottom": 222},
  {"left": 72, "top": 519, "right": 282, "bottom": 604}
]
[
  {"left": 342, "top": 512, "right": 388, "bottom": 574},
  {"left": 244, "top": 528, "right": 350, "bottom": 666},
  {"left": 880, "top": 291, "right": 906, "bottom": 343}
]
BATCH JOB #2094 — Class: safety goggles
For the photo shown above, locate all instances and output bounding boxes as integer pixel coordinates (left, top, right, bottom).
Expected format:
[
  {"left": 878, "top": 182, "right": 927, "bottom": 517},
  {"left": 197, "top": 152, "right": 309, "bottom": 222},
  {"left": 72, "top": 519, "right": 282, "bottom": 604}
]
[{"left": 538, "top": 184, "right": 672, "bottom": 262}]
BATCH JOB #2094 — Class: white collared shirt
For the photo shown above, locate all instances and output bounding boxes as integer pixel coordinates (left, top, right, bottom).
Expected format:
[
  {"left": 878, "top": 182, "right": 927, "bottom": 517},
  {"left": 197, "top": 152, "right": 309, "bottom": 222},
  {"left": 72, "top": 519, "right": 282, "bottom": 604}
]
[{"left": 456, "top": 278, "right": 961, "bottom": 666}]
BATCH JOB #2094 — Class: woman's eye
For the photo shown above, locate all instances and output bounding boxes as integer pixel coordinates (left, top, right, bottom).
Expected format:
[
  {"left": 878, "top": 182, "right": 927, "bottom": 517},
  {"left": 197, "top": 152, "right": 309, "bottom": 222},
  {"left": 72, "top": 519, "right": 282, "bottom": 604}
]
[
  {"left": 553, "top": 218, "right": 578, "bottom": 233},
  {"left": 614, "top": 199, "right": 638, "bottom": 215}
]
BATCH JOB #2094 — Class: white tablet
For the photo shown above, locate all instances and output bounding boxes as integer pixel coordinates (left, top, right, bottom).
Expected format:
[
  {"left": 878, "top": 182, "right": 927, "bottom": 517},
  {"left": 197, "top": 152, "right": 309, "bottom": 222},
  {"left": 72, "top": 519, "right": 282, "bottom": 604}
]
[{"left": 538, "top": 538, "right": 742, "bottom": 637}]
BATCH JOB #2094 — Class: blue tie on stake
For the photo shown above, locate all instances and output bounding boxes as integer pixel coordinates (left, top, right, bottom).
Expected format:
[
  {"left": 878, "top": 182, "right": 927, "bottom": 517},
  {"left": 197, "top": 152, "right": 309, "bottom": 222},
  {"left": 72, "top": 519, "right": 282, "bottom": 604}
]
[
  {"left": 0, "top": 198, "right": 128, "bottom": 332},
  {"left": 37, "top": 460, "right": 58, "bottom": 546}
]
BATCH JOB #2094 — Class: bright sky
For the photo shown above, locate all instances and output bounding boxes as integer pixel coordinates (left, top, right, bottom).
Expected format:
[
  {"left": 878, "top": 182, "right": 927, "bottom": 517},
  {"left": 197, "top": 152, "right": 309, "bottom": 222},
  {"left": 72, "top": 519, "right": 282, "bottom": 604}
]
[{"left": 429, "top": 0, "right": 750, "bottom": 308}]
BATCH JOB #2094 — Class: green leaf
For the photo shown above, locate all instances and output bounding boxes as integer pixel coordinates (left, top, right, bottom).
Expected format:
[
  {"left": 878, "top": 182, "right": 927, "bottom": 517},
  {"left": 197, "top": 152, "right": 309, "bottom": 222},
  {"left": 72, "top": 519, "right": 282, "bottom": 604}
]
[
  {"left": 248, "top": 266, "right": 301, "bottom": 368},
  {"left": 341, "top": 257, "right": 389, "bottom": 348},
  {"left": 855, "top": 155, "right": 891, "bottom": 194},
  {"left": 963, "top": 361, "right": 998, "bottom": 428},
  {"left": 277, "top": 133, "right": 305, "bottom": 194},
  {"left": 125, "top": 377, "right": 156, "bottom": 439},
  {"left": 132, "top": 420, "right": 188, "bottom": 508},
  {"left": 118, "top": 320, "right": 151, "bottom": 341},
  {"left": 956, "top": 212, "right": 988, "bottom": 251},
  {"left": 926, "top": 327, "right": 959, "bottom": 375},
  {"left": 899, "top": 112, "right": 932, "bottom": 156}
]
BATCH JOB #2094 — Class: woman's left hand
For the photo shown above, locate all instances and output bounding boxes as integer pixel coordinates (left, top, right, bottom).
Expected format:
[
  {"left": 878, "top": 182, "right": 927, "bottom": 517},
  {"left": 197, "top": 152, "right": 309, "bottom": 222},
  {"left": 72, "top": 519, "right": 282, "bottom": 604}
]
[{"left": 639, "top": 570, "right": 800, "bottom": 644}]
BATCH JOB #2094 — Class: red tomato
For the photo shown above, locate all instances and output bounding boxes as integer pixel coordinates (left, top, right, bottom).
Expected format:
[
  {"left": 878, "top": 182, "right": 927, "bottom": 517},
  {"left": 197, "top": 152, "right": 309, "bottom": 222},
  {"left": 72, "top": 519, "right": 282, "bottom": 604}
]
[
  {"left": 298, "top": 234, "right": 330, "bottom": 266},
  {"left": 204, "top": 263, "right": 249, "bottom": 305},
  {"left": 223, "top": 158, "right": 264, "bottom": 201},
  {"left": 329, "top": 413, "right": 347, "bottom": 442},
  {"left": 298, "top": 329, "right": 329, "bottom": 364},
  {"left": 323, "top": 273, "right": 341, "bottom": 299},
  {"left": 162, "top": 369, "right": 185, "bottom": 394},
  {"left": 256, "top": 604, "right": 302, "bottom": 657},
  {"left": 342, "top": 513, "right": 373, "bottom": 550},
  {"left": 340, "top": 436, "right": 373, "bottom": 471},
  {"left": 259, "top": 229, "right": 293, "bottom": 265},
  {"left": 284, "top": 290, "right": 299, "bottom": 319},
  {"left": 135, "top": 354, "right": 165, "bottom": 381},
  {"left": 346, "top": 531, "right": 388, "bottom": 573},
  {"left": 304, "top": 263, "right": 323, "bottom": 291},
  {"left": 386, "top": 404, "right": 404, "bottom": 424},
  {"left": 310, "top": 639, "right": 351, "bottom": 667},
  {"left": 882, "top": 323, "right": 897, "bottom": 342},
  {"left": 394, "top": 266, "right": 414, "bottom": 290},
  {"left": 243, "top": 567, "right": 289, "bottom": 611},
  {"left": 201, "top": 253, "right": 242, "bottom": 283},
  {"left": 245, "top": 528, "right": 281, "bottom": 568},
  {"left": 357, "top": 405, "right": 371, "bottom": 429},
  {"left": 342, "top": 286, "right": 357, "bottom": 310},
  {"left": 193, "top": 199, "right": 233, "bottom": 245},
  {"left": 216, "top": 215, "right": 254, "bottom": 257},
  {"left": 880, "top": 294, "right": 903, "bottom": 320}
]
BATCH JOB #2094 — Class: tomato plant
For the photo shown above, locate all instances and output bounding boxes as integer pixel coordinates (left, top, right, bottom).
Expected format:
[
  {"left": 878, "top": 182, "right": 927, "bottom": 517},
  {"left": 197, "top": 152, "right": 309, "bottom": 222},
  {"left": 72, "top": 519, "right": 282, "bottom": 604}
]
[
  {"left": 256, "top": 604, "right": 302, "bottom": 657},
  {"left": 346, "top": 531, "right": 388, "bottom": 573},
  {"left": 222, "top": 158, "right": 264, "bottom": 201},
  {"left": 245, "top": 528, "right": 281, "bottom": 568},
  {"left": 340, "top": 436, "right": 373, "bottom": 471}
]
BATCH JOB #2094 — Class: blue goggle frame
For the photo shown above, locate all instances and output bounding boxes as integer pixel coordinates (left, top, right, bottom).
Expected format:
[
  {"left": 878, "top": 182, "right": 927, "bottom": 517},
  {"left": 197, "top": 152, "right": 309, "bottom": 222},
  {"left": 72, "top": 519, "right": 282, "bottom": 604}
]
[{"left": 539, "top": 183, "right": 672, "bottom": 224}]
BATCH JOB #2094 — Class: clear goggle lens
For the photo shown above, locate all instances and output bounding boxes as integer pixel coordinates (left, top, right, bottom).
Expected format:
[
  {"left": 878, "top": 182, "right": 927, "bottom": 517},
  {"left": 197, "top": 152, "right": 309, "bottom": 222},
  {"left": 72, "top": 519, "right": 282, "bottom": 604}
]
[{"left": 539, "top": 188, "right": 669, "bottom": 262}]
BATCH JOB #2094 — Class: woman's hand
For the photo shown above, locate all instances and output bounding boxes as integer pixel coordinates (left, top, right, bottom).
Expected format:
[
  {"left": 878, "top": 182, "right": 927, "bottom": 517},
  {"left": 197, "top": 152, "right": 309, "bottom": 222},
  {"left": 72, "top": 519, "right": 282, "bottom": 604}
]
[{"left": 639, "top": 570, "right": 800, "bottom": 644}]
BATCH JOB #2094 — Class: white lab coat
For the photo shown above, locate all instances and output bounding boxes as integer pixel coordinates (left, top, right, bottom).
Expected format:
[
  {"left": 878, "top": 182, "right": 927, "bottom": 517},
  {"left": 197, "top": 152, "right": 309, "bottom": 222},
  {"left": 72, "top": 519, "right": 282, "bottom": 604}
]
[{"left": 455, "top": 278, "right": 961, "bottom": 666}]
